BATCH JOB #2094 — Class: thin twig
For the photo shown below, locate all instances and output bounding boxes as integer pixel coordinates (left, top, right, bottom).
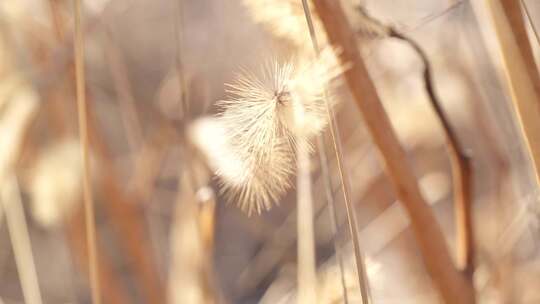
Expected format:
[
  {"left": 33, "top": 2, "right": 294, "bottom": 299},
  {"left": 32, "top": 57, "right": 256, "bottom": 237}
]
[
  {"left": 66, "top": 209, "right": 131, "bottom": 304},
  {"left": 403, "top": 1, "right": 465, "bottom": 33},
  {"left": 47, "top": 0, "right": 66, "bottom": 41},
  {"left": 300, "top": 1, "right": 371, "bottom": 303},
  {"left": 128, "top": 124, "right": 175, "bottom": 201},
  {"left": 356, "top": 6, "right": 475, "bottom": 275},
  {"left": 1, "top": 175, "right": 43, "bottom": 304},
  {"left": 520, "top": 0, "right": 540, "bottom": 51},
  {"left": 236, "top": 126, "right": 370, "bottom": 296},
  {"left": 310, "top": 0, "right": 475, "bottom": 302},
  {"left": 77, "top": 80, "right": 166, "bottom": 303},
  {"left": 173, "top": 0, "right": 189, "bottom": 119},
  {"left": 316, "top": 135, "right": 349, "bottom": 303},
  {"left": 73, "top": 1, "right": 100, "bottom": 303},
  {"left": 104, "top": 29, "right": 144, "bottom": 151},
  {"left": 33, "top": 1, "right": 114, "bottom": 93},
  {"left": 46, "top": 0, "right": 71, "bottom": 137},
  {"left": 499, "top": 0, "right": 540, "bottom": 107},
  {"left": 474, "top": 0, "right": 540, "bottom": 187},
  {"left": 48, "top": 2, "right": 163, "bottom": 302},
  {"left": 99, "top": 175, "right": 167, "bottom": 304}
]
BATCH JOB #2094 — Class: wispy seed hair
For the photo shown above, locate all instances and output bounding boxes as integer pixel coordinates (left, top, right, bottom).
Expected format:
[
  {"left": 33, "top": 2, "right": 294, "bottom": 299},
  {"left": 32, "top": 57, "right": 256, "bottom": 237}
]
[
  {"left": 212, "top": 49, "right": 343, "bottom": 214},
  {"left": 241, "top": 0, "right": 325, "bottom": 48}
]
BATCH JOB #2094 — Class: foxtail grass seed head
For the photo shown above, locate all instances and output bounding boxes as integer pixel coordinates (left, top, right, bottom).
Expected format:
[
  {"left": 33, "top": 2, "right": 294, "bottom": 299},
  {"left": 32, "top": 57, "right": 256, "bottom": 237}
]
[
  {"left": 242, "top": 0, "right": 325, "bottom": 48},
  {"left": 189, "top": 117, "right": 251, "bottom": 187},
  {"left": 30, "top": 140, "right": 85, "bottom": 228},
  {"left": 189, "top": 117, "right": 294, "bottom": 215},
  {"left": 210, "top": 50, "right": 342, "bottom": 214},
  {"left": 0, "top": 84, "right": 38, "bottom": 185}
]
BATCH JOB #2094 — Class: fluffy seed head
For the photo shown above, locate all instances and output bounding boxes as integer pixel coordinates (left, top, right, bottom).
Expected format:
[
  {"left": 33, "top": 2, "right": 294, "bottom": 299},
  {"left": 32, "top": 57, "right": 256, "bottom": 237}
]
[
  {"left": 29, "top": 140, "right": 85, "bottom": 228},
  {"left": 242, "top": 0, "right": 325, "bottom": 48},
  {"left": 189, "top": 116, "right": 295, "bottom": 215},
  {"left": 210, "top": 49, "right": 342, "bottom": 214}
]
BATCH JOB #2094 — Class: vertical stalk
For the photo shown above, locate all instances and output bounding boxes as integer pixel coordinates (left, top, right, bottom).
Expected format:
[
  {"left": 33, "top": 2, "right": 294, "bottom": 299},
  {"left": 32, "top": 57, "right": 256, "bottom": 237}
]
[
  {"left": 1, "top": 175, "right": 43, "bottom": 304},
  {"left": 385, "top": 28, "right": 475, "bottom": 275},
  {"left": 316, "top": 135, "right": 349, "bottom": 303},
  {"left": 300, "top": 1, "right": 371, "bottom": 302},
  {"left": 476, "top": 0, "right": 540, "bottom": 187},
  {"left": 73, "top": 1, "right": 100, "bottom": 303},
  {"left": 296, "top": 138, "right": 316, "bottom": 304},
  {"left": 520, "top": 0, "right": 540, "bottom": 49},
  {"left": 66, "top": 210, "right": 131, "bottom": 304},
  {"left": 310, "top": 0, "right": 475, "bottom": 302},
  {"left": 500, "top": 0, "right": 540, "bottom": 101}
]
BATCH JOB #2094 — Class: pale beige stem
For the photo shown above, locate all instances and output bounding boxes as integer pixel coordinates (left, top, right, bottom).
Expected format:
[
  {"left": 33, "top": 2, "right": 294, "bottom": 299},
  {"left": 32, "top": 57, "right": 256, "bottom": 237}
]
[
  {"left": 1, "top": 175, "right": 43, "bottom": 304},
  {"left": 474, "top": 0, "right": 540, "bottom": 187},
  {"left": 300, "top": 1, "right": 371, "bottom": 301},
  {"left": 500, "top": 0, "right": 540, "bottom": 100},
  {"left": 168, "top": 160, "right": 215, "bottom": 304},
  {"left": 73, "top": 1, "right": 100, "bottom": 303},
  {"left": 296, "top": 138, "right": 316, "bottom": 304},
  {"left": 311, "top": 0, "right": 475, "bottom": 302}
]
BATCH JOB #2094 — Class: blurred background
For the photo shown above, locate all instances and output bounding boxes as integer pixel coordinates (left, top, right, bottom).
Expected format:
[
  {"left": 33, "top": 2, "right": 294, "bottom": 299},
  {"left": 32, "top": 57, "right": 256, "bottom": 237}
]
[{"left": 1, "top": 0, "right": 540, "bottom": 303}]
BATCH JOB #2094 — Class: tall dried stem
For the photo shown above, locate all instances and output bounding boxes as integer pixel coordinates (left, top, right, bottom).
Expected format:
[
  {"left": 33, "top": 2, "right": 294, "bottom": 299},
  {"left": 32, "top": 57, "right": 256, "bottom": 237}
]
[
  {"left": 296, "top": 138, "right": 316, "bottom": 304},
  {"left": 104, "top": 32, "right": 144, "bottom": 151},
  {"left": 300, "top": 1, "right": 371, "bottom": 302},
  {"left": 72, "top": 1, "right": 100, "bottom": 303},
  {"left": 316, "top": 135, "right": 349, "bottom": 303},
  {"left": 475, "top": 0, "right": 540, "bottom": 188},
  {"left": 386, "top": 28, "right": 474, "bottom": 275},
  {"left": 310, "top": 0, "right": 475, "bottom": 302},
  {"left": 500, "top": 0, "right": 540, "bottom": 102},
  {"left": 1, "top": 175, "right": 43, "bottom": 304},
  {"left": 66, "top": 209, "right": 131, "bottom": 304}
]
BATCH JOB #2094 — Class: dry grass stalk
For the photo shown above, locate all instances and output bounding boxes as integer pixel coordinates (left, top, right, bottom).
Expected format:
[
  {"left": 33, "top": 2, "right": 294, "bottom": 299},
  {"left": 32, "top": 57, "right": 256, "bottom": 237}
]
[
  {"left": 0, "top": 87, "right": 38, "bottom": 184},
  {"left": 90, "top": 80, "right": 168, "bottom": 304},
  {"left": 499, "top": 0, "right": 540, "bottom": 103},
  {"left": 300, "top": 1, "right": 371, "bottom": 302},
  {"left": 0, "top": 78, "right": 41, "bottom": 303},
  {"left": 168, "top": 164, "right": 215, "bottom": 304},
  {"left": 174, "top": 0, "right": 189, "bottom": 119},
  {"left": 394, "top": 33, "right": 474, "bottom": 275},
  {"left": 104, "top": 32, "right": 144, "bottom": 151},
  {"left": 70, "top": 101, "right": 166, "bottom": 302},
  {"left": 47, "top": 0, "right": 65, "bottom": 41},
  {"left": 1, "top": 175, "right": 43, "bottom": 304},
  {"left": 310, "top": 0, "right": 475, "bottom": 303},
  {"left": 66, "top": 209, "right": 131, "bottom": 304},
  {"left": 520, "top": 0, "right": 540, "bottom": 48},
  {"left": 49, "top": 5, "right": 165, "bottom": 299},
  {"left": 99, "top": 174, "right": 167, "bottom": 304},
  {"left": 49, "top": 96, "right": 165, "bottom": 303},
  {"left": 355, "top": 6, "right": 475, "bottom": 274},
  {"left": 85, "top": 103, "right": 167, "bottom": 303},
  {"left": 128, "top": 124, "right": 175, "bottom": 201},
  {"left": 296, "top": 138, "right": 316, "bottom": 304},
  {"left": 392, "top": 32, "right": 474, "bottom": 275},
  {"left": 233, "top": 127, "right": 374, "bottom": 296},
  {"left": 195, "top": 185, "right": 217, "bottom": 263},
  {"left": 72, "top": 1, "right": 100, "bottom": 303},
  {"left": 316, "top": 135, "right": 349, "bottom": 303},
  {"left": 477, "top": 0, "right": 540, "bottom": 187},
  {"left": 44, "top": 3, "right": 164, "bottom": 301}
]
